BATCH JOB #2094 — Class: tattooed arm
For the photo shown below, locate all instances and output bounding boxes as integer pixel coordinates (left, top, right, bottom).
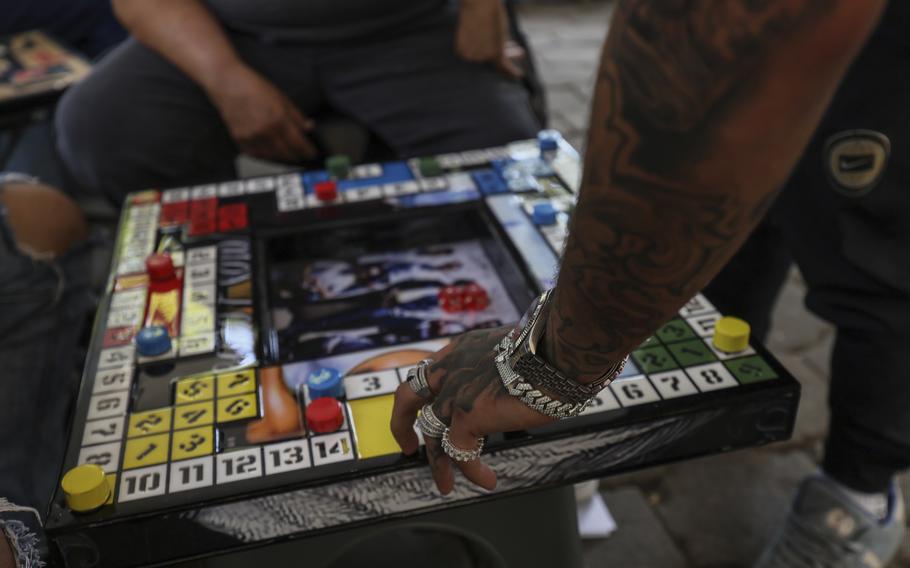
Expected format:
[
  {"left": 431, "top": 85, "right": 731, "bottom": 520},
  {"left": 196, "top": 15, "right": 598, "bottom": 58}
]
[{"left": 391, "top": 0, "right": 885, "bottom": 494}]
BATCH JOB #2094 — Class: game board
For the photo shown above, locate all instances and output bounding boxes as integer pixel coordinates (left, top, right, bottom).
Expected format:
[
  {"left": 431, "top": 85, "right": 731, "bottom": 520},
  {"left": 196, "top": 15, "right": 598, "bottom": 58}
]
[{"left": 45, "top": 132, "right": 799, "bottom": 567}]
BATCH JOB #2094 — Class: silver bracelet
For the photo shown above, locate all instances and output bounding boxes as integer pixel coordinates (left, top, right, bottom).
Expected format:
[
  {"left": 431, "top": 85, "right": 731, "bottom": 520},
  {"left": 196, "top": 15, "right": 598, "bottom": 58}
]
[{"left": 495, "top": 335, "right": 592, "bottom": 419}]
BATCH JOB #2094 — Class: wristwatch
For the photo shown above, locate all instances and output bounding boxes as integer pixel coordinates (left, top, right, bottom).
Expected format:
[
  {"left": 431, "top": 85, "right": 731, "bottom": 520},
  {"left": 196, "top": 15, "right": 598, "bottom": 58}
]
[{"left": 505, "top": 289, "right": 627, "bottom": 405}]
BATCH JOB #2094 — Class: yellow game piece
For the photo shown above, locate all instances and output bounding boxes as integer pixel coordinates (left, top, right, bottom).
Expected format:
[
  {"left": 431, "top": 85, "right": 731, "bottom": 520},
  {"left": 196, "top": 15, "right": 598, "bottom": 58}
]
[
  {"left": 61, "top": 464, "right": 111, "bottom": 512},
  {"left": 712, "top": 316, "right": 751, "bottom": 353},
  {"left": 216, "top": 369, "right": 257, "bottom": 397},
  {"left": 123, "top": 433, "right": 170, "bottom": 469},
  {"left": 175, "top": 375, "right": 215, "bottom": 404},
  {"left": 173, "top": 401, "right": 214, "bottom": 430},
  {"left": 127, "top": 408, "right": 172, "bottom": 438},
  {"left": 171, "top": 426, "right": 214, "bottom": 461},
  {"left": 216, "top": 393, "right": 259, "bottom": 423},
  {"left": 348, "top": 395, "right": 399, "bottom": 459}
]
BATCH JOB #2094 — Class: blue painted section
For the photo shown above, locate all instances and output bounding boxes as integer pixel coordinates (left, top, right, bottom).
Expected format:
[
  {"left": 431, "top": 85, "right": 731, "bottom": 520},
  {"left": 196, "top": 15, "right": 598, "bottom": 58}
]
[
  {"left": 618, "top": 360, "right": 640, "bottom": 378},
  {"left": 472, "top": 169, "right": 508, "bottom": 195},
  {"left": 396, "top": 188, "right": 482, "bottom": 208},
  {"left": 486, "top": 194, "right": 558, "bottom": 290},
  {"left": 302, "top": 161, "right": 415, "bottom": 194}
]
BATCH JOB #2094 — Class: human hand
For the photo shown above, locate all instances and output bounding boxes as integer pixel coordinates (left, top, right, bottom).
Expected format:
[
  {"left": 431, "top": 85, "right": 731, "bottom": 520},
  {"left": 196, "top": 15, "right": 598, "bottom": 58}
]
[
  {"left": 455, "top": 0, "right": 525, "bottom": 78},
  {"left": 207, "top": 64, "right": 317, "bottom": 163},
  {"left": 390, "top": 326, "right": 555, "bottom": 495},
  {"left": 0, "top": 531, "right": 15, "bottom": 568}
]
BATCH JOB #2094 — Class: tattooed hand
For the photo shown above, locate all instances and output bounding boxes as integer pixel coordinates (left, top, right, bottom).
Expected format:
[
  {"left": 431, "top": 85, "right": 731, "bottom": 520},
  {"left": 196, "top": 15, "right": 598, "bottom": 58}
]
[{"left": 390, "top": 326, "right": 554, "bottom": 494}]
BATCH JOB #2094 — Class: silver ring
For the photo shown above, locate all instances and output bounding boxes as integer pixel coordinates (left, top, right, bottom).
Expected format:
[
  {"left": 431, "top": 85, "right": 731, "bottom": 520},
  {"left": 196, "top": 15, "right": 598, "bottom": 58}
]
[
  {"left": 417, "top": 403, "right": 446, "bottom": 438},
  {"left": 406, "top": 358, "right": 434, "bottom": 399},
  {"left": 441, "top": 429, "right": 484, "bottom": 462}
]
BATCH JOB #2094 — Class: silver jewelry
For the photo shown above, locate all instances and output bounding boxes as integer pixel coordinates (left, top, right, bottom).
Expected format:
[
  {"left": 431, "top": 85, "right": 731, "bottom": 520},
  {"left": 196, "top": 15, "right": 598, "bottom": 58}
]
[
  {"left": 496, "top": 335, "right": 591, "bottom": 419},
  {"left": 406, "top": 358, "right": 434, "bottom": 399},
  {"left": 441, "top": 429, "right": 484, "bottom": 462},
  {"left": 506, "top": 289, "right": 627, "bottom": 405},
  {"left": 417, "top": 403, "right": 446, "bottom": 438}
]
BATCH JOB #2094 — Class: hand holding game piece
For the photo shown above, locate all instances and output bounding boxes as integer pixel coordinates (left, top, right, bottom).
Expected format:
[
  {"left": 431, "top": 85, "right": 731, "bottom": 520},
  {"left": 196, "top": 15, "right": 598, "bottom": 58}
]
[{"left": 390, "top": 326, "right": 555, "bottom": 495}]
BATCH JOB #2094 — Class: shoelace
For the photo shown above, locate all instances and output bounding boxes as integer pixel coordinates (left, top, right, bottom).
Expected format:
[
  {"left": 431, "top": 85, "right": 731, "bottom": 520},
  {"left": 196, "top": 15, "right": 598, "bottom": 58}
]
[{"left": 766, "top": 512, "right": 868, "bottom": 568}]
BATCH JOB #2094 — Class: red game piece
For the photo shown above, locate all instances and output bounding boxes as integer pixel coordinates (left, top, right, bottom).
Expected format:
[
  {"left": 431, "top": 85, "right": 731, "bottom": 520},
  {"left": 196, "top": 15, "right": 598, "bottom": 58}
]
[
  {"left": 145, "top": 253, "right": 175, "bottom": 281},
  {"left": 306, "top": 397, "right": 344, "bottom": 434},
  {"left": 314, "top": 180, "right": 338, "bottom": 202}
]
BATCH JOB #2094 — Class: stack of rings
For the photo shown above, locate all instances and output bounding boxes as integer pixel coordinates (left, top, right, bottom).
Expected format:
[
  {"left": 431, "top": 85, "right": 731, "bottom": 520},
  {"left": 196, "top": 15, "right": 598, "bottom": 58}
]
[
  {"left": 406, "top": 358, "right": 434, "bottom": 399},
  {"left": 417, "top": 404, "right": 446, "bottom": 438}
]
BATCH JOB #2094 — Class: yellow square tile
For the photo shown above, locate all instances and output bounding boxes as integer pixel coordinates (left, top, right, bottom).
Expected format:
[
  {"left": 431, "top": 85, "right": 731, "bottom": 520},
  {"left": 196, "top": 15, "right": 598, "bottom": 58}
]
[
  {"left": 123, "top": 433, "right": 170, "bottom": 469},
  {"left": 175, "top": 375, "right": 215, "bottom": 404},
  {"left": 217, "top": 394, "right": 259, "bottom": 423},
  {"left": 348, "top": 395, "right": 399, "bottom": 459},
  {"left": 171, "top": 426, "right": 214, "bottom": 461},
  {"left": 128, "top": 408, "right": 172, "bottom": 438},
  {"left": 173, "top": 401, "right": 214, "bottom": 430},
  {"left": 216, "top": 369, "right": 257, "bottom": 397}
]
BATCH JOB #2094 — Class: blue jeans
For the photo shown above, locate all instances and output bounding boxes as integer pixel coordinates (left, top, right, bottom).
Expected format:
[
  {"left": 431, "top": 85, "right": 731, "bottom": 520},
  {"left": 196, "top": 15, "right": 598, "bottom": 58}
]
[{"left": 0, "top": 185, "right": 93, "bottom": 516}]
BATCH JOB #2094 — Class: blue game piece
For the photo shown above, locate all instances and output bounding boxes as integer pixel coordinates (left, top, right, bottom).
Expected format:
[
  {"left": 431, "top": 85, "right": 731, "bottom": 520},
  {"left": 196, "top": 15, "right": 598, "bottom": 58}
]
[
  {"left": 471, "top": 169, "right": 508, "bottom": 195},
  {"left": 306, "top": 367, "right": 345, "bottom": 399},
  {"left": 135, "top": 326, "right": 172, "bottom": 357},
  {"left": 531, "top": 202, "right": 558, "bottom": 226},
  {"left": 538, "top": 131, "right": 560, "bottom": 152}
]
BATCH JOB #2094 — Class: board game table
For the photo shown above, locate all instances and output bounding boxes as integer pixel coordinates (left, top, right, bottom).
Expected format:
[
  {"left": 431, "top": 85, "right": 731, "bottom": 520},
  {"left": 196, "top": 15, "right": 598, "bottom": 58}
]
[{"left": 45, "top": 132, "right": 800, "bottom": 567}]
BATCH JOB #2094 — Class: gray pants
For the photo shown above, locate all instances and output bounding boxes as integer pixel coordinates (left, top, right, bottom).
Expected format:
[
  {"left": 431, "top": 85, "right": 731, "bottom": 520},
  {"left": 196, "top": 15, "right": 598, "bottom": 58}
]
[{"left": 55, "top": 8, "right": 540, "bottom": 202}]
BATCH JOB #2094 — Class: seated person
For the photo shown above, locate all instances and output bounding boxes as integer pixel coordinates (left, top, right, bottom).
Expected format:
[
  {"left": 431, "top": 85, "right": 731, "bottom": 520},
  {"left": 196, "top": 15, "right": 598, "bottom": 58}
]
[
  {"left": 55, "top": 0, "right": 539, "bottom": 203},
  {"left": 0, "top": 175, "right": 93, "bottom": 568}
]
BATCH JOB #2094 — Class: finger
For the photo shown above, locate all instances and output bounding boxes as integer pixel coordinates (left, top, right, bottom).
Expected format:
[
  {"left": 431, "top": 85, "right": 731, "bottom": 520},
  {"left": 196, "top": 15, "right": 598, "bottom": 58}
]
[
  {"left": 288, "top": 104, "right": 315, "bottom": 132},
  {"left": 282, "top": 122, "right": 317, "bottom": 161},
  {"left": 390, "top": 382, "right": 426, "bottom": 456},
  {"left": 424, "top": 434, "right": 455, "bottom": 495},
  {"left": 496, "top": 55, "right": 524, "bottom": 79},
  {"left": 448, "top": 411, "right": 497, "bottom": 491}
]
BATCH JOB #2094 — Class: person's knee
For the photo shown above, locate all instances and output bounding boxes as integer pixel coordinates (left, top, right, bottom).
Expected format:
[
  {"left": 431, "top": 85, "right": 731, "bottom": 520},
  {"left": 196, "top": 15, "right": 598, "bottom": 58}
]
[{"left": 1, "top": 182, "right": 87, "bottom": 257}]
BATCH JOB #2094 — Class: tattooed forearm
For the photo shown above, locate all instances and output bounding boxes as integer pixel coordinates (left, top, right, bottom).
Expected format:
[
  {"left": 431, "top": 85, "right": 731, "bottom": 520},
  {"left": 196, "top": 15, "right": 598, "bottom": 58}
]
[{"left": 542, "top": 0, "right": 884, "bottom": 381}]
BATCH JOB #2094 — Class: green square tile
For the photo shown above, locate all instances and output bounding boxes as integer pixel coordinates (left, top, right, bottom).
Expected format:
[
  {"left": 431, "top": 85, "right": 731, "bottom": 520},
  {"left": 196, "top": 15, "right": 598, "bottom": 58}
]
[
  {"left": 639, "top": 335, "right": 660, "bottom": 348},
  {"left": 632, "top": 346, "right": 678, "bottom": 374},
  {"left": 667, "top": 340, "right": 717, "bottom": 367},
  {"left": 724, "top": 356, "right": 779, "bottom": 384},
  {"left": 656, "top": 319, "right": 697, "bottom": 344}
]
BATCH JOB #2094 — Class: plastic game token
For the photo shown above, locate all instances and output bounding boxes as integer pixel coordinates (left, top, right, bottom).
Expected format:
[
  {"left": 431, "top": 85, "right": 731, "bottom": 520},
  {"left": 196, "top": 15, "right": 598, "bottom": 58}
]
[
  {"left": 306, "top": 397, "right": 345, "bottom": 434},
  {"left": 314, "top": 180, "right": 338, "bottom": 202},
  {"left": 135, "top": 326, "right": 172, "bottom": 357},
  {"left": 145, "top": 253, "right": 175, "bottom": 281},
  {"left": 306, "top": 368, "right": 344, "bottom": 400}
]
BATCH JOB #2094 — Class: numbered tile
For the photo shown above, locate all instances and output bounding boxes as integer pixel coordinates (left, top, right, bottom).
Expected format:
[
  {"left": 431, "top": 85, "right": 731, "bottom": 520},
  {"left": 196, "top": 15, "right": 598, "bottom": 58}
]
[
  {"left": 216, "top": 448, "right": 262, "bottom": 484},
  {"left": 123, "top": 433, "right": 170, "bottom": 469},
  {"left": 217, "top": 181, "right": 245, "bottom": 198},
  {"left": 650, "top": 370, "right": 700, "bottom": 399},
  {"left": 180, "top": 333, "right": 216, "bottom": 356},
  {"left": 186, "top": 246, "right": 217, "bottom": 266},
  {"left": 190, "top": 184, "right": 217, "bottom": 199},
  {"left": 344, "top": 185, "right": 383, "bottom": 203},
  {"left": 610, "top": 376, "right": 661, "bottom": 407},
  {"left": 724, "top": 356, "right": 778, "bottom": 384},
  {"left": 78, "top": 442, "right": 122, "bottom": 473},
  {"left": 264, "top": 439, "right": 312, "bottom": 475},
  {"left": 275, "top": 173, "right": 303, "bottom": 190},
  {"left": 185, "top": 263, "right": 216, "bottom": 286},
  {"left": 667, "top": 339, "right": 717, "bottom": 367},
  {"left": 656, "top": 319, "right": 698, "bottom": 344},
  {"left": 97, "top": 346, "right": 135, "bottom": 369},
  {"left": 82, "top": 416, "right": 126, "bottom": 446},
  {"left": 244, "top": 177, "right": 275, "bottom": 193},
  {"left": 418, "top": 177, "right": 448, "bottom": 192},
  {"left": 106, "top": 307, "right": 143, "bottom": 329},
  {"left": 171, "top": 426, "right": 214, "bottom": 461},
  {"left": 184, "top": 282, "right": 216, "bottom": 305},
  {"left": 175, "top": 375, "right": 215, "bottom": 404},
  {"left": 119, "top": 464, "right": 168, "bottom": 503},
  {"left": 310, "top": 432, "right": 355, "bottom": 467},
  {"left": 169, "top": 456, "right": 214, "bottom": 493},
  {"left": 216, "top": 369, "right": 257, "bottom": 397},
  {"left": 181, "top": 304, "right": 215, "bottom": 336},
  {"left": 686, "top": 362, "right": 738, "bottom": 392},
  {"left": 343, "top": 370, "right": 399, "bottom": 400},
  {"left": 686, "top": 313, "right": 723, "bottom": 338},
  {"left": 92, "top": 367, "right": 133, "bottom": 394},
  {"left": 632, "top": 346, "right": 678, "bottom": 374},
  {"left": 161, "top": 188, "right": 190, "bottom": 204},
  {"left": 173, "top": 401, "right": 214, "bottom": 430},
  {"left": 352, "top": 164, "right": 383, "bottom": 179},
  {"left": 679, "top": 294, "right": 716, "bottom": 318},
  {"left": 382, "top": 181, "right": 420, "bottom": 197},
  {"left": 707, "top": 341, "right": 756, "bottom": 361},
  {"left": 87, "top": 391, "right": 130, "bottom": 420},
  {"left": 128, "top": 408, "right": 172, "bottom": 438},
  {"left": 216, "top": 393, "right": 259, "bottom": 423},
  {"left": 277, "top": 195, "right": 306, "bottom": 212},
  {"left": 580, "top": 388, "right": 621, "bottom": 415}
]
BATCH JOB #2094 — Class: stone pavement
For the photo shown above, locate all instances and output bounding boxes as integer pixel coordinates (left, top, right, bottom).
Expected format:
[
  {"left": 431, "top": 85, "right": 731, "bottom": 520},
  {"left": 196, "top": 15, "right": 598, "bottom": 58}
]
[{"left": 515, "top": 2, "right": 910, "bottom": 566}]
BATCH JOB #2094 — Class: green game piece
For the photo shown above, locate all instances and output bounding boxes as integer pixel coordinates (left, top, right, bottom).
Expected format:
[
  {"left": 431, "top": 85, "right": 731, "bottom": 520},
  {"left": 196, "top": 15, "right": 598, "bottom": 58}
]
[
  {"left": 632, "top": 346, "right": 678, "bottom": 374},
  {"left": 667, "top": 339, "right": 716, "bottom": 367},
  {"left": 418, "top": 157, "right": 443, "bottom": 177},
  {"left": 639, "top": 335, "right": 660, "bottom": 348},
  {"left": 656, "top": 319, "right": 697, "bottom": 344},
  {"left": 725, "top": 356, "right": 778, "bottom": 384},
  {"left": 326, "top": 155, "right": 351, "bottom": 179}
]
